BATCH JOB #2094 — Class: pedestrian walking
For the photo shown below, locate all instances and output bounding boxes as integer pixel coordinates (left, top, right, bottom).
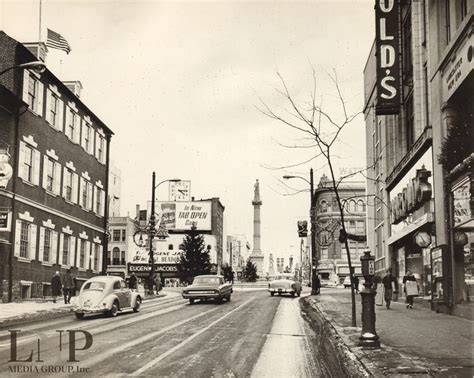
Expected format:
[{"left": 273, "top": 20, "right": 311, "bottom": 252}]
[
  {"left": 63, "top": 269, "right": 74, "bottom": 304},
  {"left": 51, "top": 271, "right": 62, "bottom": 303},
  {"left": 129, "top": 272, "right": 138, "bottom": 291},
  {"left": 314, "top": 275, "right": 321, "bottom": 295},
  {"left": 403, "top": 270, "right": 417, "bottom": 309},
  {"left": 382, "top": 269, "right": 398, "bottom": 309},
  {"left": 353, "top": 275, "right": 360, "bottom": 294}
]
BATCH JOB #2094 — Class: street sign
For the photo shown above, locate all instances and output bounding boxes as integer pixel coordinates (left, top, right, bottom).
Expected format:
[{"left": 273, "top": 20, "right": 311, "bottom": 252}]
[
  {"left": 368, "top": 260, "right": 375, "bottom": 276},
  {"left": 0, "top": 209, "right": 11, "bottom": 231}
]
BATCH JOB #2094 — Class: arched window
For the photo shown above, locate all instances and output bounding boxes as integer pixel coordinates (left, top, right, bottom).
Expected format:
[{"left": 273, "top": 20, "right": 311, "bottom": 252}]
[
  {"left": 357, "top": 200, "right": 366, "bottom": 212},
  {"left": 168, "top": 244, "right": 174, "bottom": 250},
  {"left": 112, "top": 247, "right": 120, "bottom": 265},
  {"left": 348, "top": 200, "right": 356, "bottom": 213},
  {"left": 320, "top": 200, "right": 328, "bottom": 213}
]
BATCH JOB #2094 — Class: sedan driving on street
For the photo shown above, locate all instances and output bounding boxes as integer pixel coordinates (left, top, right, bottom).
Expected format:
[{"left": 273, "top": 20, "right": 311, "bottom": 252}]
[
  {"left": 268, "top": 274, "right": 302, "bottom": 297},
  {"left": 73, "top": 276, "right": 142, "bottom": 319},
  {"left": 182, "top": 275, "right": 232, "bottom": 304}
]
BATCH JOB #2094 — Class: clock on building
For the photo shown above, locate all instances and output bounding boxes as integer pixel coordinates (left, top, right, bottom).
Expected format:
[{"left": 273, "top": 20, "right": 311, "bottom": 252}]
[
  {"left": 169, "top": 180, "right": 191, "bottom": 201},
  {"left": 414, "top": 231, "right": 432, "bottom": 248}
]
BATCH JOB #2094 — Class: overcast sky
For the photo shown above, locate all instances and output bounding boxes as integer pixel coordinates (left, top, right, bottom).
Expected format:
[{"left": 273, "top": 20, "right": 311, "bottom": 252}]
[{"left": 1, "top": 0, "right": 374, "bottom": 269}]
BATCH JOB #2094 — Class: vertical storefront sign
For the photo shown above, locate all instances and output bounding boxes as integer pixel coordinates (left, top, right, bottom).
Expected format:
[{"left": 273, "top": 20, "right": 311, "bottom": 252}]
[{"left": 375, "top": 0, "right": 400, "bottom": 115}]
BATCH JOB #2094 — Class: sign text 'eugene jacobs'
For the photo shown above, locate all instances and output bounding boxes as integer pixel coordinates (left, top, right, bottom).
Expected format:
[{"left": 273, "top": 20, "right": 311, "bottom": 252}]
[{"left": 178, "top": 204, "right": 209, "bottom": 225}]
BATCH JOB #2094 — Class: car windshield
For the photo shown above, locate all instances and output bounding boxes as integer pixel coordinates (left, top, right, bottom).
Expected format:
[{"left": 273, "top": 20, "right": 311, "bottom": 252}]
[
  {"left": 274, "top": 275, "right": 293, "bottom": 280},
  {"left": 83, "top": 281, "right": 106, "bottom": 291},
  {"left": 193, "top": 277, "right": 221, "bottom": 285}
]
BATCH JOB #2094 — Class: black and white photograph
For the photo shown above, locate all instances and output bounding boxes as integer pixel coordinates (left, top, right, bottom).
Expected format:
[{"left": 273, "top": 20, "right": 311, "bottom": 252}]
[{"left": 0, "top": 0, "right": 473, "bottom": 376}]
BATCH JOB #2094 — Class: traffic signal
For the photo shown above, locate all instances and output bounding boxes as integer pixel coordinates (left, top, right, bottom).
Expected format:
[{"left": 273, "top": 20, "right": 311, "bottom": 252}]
[{"left": 297, "top": 221, "right": 308, "bottom": 237}]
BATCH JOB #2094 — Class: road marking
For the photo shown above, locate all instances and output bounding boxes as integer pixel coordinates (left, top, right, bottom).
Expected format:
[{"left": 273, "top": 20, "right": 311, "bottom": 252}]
[
  {"left": 251, "top": 298, "right": 312, "bottom": 377},
  {"left": 130, "top": 297, "right": 257, "bottom": 376},
  {"left": 0, "top": 301, "right": 186, "bottom": 350},
  {"left": 80, "top": 304, "right": 224, "bottom": 369}
]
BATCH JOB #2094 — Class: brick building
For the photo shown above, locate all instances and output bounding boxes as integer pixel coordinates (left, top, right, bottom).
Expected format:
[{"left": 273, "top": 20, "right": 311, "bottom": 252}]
[{"left": 0, "top": 31, "right": 113, "bottom": 302}]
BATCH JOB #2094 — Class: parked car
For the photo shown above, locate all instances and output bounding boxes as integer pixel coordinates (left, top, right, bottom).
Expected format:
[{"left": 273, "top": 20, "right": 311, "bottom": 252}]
[
  {"left": 182, "top": 275, "right": 232, "bottom": 304},
  {"left": 268, "top": 274, "right": 302, "bottom": 297},
  {"left": 72, "top": 276, "right": 142, "bottom": 319}
]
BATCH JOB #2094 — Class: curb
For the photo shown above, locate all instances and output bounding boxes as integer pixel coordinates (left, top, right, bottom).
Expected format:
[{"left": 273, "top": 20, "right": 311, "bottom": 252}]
[
  {"left": 302, "top": 297, "right": 373, "bottom": 377},
  {"left": 0, "top": 293, "right": 168, "bottom": 329}
]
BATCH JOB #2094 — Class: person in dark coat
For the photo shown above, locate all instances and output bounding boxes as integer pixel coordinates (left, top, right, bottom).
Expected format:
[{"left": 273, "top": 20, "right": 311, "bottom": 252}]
[
  {"left": 403, "top": 270, "right": 417, "bottom": 309},
  {"left": 51, "top": 271, "right": 62, "bottom": 303},
  {"left": 353, "top": 275, "right": 360, "bottom": 294},
  {"left": 129, "top": 272, "right": 138, "bottom": 291},
  {"left": 314, "top": 275, "right": 321, "bottom": 295},
  {"left": 382, "top": 269, "right": 398, "bottom": 309},
  {"left": 63, "top": 269, "right": 74, "bottom": 304}
]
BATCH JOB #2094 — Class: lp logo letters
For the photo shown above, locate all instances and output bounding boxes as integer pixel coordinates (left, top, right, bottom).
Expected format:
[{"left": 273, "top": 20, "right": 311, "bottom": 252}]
[{"left": 8, "top": 329, "right": 93, "bottom": 363}]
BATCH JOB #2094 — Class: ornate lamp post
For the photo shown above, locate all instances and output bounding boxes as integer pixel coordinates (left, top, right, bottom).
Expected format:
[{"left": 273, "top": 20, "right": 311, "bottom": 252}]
[
  {"left": 358, "top": 249, "right": 380, "bottom": 348},
  {"left": 133, "top": 173, "right": 180, "bottom": 295}
]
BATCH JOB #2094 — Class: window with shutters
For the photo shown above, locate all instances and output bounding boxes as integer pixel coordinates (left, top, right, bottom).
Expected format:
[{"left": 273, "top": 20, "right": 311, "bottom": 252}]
[
  {"left": 66, "top": 108, "right": 77, "bottom": 141},
  {"left": 83, "top": 123, "right": 91, "bottom": 153},
  {"left": 113, "top": 247, "right": 120, "bottom": 265},
  {"left": 50, "top": 95, "right": 58, "bottom": 126},
  {"left": 64, "top": 169, "right": 73, "bottom": 201},
  {"left": 45, "top": 158, "right": 54, "bottom": 192},
  {"left": 97, "top": 135, "right": 105, "bottom": 163},
  {"left": 79, "top": 241, "right": 86, "bottom": 268},
  {"left": 22, "top": 145, "right": 34, "bottom": 182},
  {"left": 20, "top": 221, "right": 30, "bottom": 259},
  {"left": 43, "top": 229, "right": 51, "bottom": 263},
  {"left": 62, "top": 235, "right": 70, "bottom": 266},
  {"left": 27, "top": 77, "right": 37, "bottom": 111},
  {"left": 95, "top": 187, "right": 103, "bottom": 215},
  {"left": 93, "top": 244, "right": 100, "bottom": 271},
  {"left": 80, "top": 179, "right": 92, "bottom": 210}
]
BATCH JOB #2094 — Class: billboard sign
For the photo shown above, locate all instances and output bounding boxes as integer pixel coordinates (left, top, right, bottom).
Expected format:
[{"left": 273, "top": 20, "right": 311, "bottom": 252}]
[
  {"left": 375, "top": 0, "right": 400, "bottom": 115},
  {"left": 149, "top": 201, "right": 212, "bottom": 231},
  {"left": 127, "top": 263, "right": 178, "bottom": 274}
]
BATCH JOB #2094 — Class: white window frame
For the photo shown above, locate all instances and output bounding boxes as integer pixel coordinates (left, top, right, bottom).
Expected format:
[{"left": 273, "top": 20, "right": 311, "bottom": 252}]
[
  {"left": 42, "top": 156, "right": 61, "bottom": 195},
  {"left": 39, "top": 227, "right": 58, "bottom": 266},
  {"left": 46, "top": 87, "right": 64, "bottom": 130},
  {"left": 14, "top": 219, "right": 37, "bottom": 262},
  {"left": 22, "top": 70, "right": 43, "bottom": 116},
  {"left": 18, "top": 141, "right": 41, "bottom": 186}
]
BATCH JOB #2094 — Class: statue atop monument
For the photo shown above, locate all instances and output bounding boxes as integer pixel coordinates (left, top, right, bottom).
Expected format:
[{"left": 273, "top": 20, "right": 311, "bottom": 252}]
[{"left": 252, "top": 179, "right": 262, "bottom": 205}]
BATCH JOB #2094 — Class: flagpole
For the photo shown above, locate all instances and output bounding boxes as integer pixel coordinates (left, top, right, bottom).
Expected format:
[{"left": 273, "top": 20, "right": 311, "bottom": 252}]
[{"left": 38, "top": 0, "right": 42, "bottom": 49}]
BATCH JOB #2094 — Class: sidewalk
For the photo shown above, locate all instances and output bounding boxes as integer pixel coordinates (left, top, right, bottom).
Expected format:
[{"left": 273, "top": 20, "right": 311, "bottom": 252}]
[
  {"left": 0, "top": 289, "right": 178, "bottom": 328},
  {"left": 304, "top": 288, "right": 474, "bottom": 377}
]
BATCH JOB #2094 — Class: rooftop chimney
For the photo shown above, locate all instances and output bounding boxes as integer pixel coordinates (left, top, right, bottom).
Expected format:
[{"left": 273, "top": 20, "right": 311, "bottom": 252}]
[
  {"left": 22, "top": 42, "right": 48, "bottom": 62},
  {"left": 62, "top": 80, "right": 83, "bottom": 98}
]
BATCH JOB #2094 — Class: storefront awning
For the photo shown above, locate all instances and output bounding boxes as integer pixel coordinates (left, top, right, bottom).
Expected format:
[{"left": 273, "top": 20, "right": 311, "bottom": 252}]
[{"left": 387, "top": 212, "right": 434, "bottom": 246}]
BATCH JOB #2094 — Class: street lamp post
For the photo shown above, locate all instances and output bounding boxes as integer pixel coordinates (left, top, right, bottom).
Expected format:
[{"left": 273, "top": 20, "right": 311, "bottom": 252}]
[
  {"left": 0, "top": 61, "right": 46, "bottom": 76},
  {"left": 283, "top": 168, "right": 318, "bottom": 294},
  {"left": 146, "top": 172, "right": 180, "bottom": 295}
]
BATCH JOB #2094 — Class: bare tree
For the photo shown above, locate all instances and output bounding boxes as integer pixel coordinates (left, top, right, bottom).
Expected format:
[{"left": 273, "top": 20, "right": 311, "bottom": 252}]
[{"left": 259, "top": 70, "right": 365, "bottom": 327}]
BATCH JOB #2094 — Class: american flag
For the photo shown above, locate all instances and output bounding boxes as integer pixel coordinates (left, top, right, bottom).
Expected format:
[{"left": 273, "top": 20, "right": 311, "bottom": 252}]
[{"left": 46, "top": 28, "right": 71, "bottom": 54}]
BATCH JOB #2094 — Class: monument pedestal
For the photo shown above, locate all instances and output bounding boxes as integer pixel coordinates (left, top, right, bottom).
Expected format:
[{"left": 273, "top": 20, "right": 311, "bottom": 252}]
[{"left": 249, "top": 254, "right": 264, "bottom": 278}]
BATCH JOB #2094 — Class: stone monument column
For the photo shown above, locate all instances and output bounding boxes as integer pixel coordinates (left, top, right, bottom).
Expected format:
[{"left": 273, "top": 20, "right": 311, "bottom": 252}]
[{"left": 249, "top": 179, "right": 264, "bottom": 277}]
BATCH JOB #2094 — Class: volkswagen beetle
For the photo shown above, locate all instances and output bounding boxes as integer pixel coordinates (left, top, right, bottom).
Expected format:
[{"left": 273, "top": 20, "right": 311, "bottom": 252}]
[
  {"left": 268, "top": 273, "right": 302, "bottom": 297},
  {"left": 182, "top": 275, "right": 232, "bottom": 304},
  {"left": 72, "top": 276, "right": 142, "bottom": 319}
]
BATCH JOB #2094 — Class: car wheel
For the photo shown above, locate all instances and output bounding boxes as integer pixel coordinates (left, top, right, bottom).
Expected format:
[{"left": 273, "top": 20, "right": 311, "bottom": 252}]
[
  {"left": 226, "top": 295, "right": 231, "bottom": 302},
  {"left": 297, "top": 291, "right": 301, "bottom": 297},
  {"left": 270, "top": 292, "right": 274, "bottom": 297},
  {"left": 133, "top": 297, "right": 141, "bottom": 313},
  {"left": 108, "top": 301, "right": 119, "bottom": 317},
  {"left": 216, "top": 297, "right": 223, "bottom": 304},
  {"left": 75, "top": 313, "right": 84, "bottom": 320},
  {"left": 189, "top": 299, "right": 194, "bottom": 305}
]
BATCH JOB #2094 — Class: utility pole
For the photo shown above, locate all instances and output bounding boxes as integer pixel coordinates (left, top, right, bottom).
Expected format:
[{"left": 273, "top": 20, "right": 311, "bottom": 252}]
[
  {"left": 310, "top": 168, "right": 318, "bottom": 295},
  {"left": 148, "top": 171, "right": 156, "bottom": 295}
]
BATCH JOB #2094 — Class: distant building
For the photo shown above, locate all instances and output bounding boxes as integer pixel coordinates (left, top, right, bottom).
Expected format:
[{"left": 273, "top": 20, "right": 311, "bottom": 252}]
[
  {"left": 107, "top": 216, "right": 135, "bottom": 278},
  {"left": 226, "top": 234, "right": 249, "bottom": 276},
  {"left": 0, "top": 32, "right": 113, "bottom": 301},
  {"left": 313, "top": 175, "right": 366, "bottom": 284}
]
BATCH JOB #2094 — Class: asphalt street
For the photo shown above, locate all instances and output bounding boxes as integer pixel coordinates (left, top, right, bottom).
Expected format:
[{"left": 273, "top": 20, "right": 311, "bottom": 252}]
[{"left": 0, "top": 289, "right": 343, "bottom": 377}]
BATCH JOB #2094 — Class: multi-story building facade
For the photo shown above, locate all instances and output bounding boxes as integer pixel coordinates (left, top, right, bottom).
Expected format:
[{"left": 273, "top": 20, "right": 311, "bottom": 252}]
[
  {"left": 365, "top": 1, "right": 473, "bottom": 315},
  {"left": 0, "top": 32, "right": 113, "bottom": 302},
  {"left": 226, "top": 234, "right": 249, "bottom": 277},
  {"left": 313, "top": 175, "right": 366, "bottom": 284},
  {"left": 129, "top": 197, "right": 225, "bottom": 283},
  {"left": 107, "top": 216, "right": 135, "bottom": 278}
]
